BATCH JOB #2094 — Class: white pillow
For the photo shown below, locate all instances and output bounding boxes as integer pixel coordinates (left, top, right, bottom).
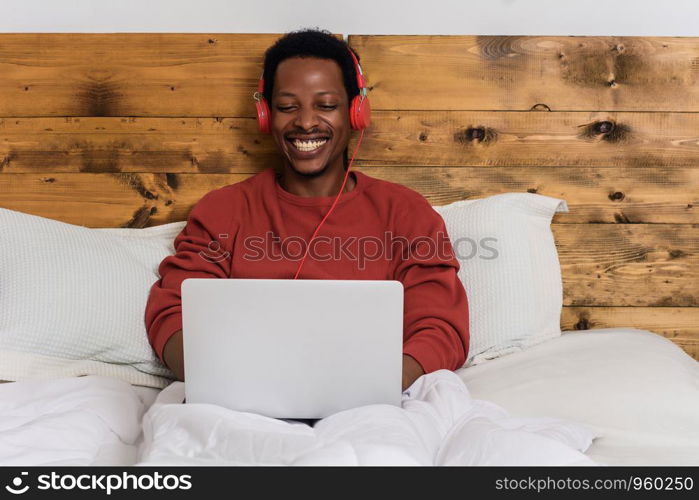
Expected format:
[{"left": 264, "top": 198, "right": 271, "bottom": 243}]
[
  {"left": 0, "top": 207, "right": 186, "bottom": 388},
  {"left": 433, "top": 193, "right": 568, "bottom": 366}
]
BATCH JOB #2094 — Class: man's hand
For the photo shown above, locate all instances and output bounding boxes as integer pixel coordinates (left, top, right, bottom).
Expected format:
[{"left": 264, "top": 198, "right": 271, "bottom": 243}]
[
  {"left": 162, "top": 329, "right": 185, "bottom": 382},
  {"left": 402, "top": 354, "right": 425, "bottom": 391}
]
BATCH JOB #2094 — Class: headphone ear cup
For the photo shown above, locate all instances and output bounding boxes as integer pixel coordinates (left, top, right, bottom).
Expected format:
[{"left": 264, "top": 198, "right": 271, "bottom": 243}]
[
  {"left": 349, "top": 95, "right": 371, "bottom": 130},
  {"left": 255, "top": 96, "right": 271, "bottom": 134}
]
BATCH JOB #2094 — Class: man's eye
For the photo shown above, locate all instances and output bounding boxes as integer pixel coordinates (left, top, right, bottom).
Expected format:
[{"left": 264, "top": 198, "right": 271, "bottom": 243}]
[{"left": 276, "top": 105, "right": 337, "bottom": 111}]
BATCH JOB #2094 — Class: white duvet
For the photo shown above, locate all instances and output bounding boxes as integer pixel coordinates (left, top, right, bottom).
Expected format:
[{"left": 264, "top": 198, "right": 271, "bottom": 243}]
[
  {"left": 2, "top": 328, "right": 696, "bottom": 466},
  {"left": 0, "top": 371, "right": 597, "bottom": 466},
  {"left": 0, "top": 376, "right": 147, "bottom": 466}
]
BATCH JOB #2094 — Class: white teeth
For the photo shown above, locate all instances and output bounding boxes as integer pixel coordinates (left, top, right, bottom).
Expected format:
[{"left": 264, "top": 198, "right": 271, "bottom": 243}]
[{"left": 291, "top": 139, "right": 328, "bottom": 152}]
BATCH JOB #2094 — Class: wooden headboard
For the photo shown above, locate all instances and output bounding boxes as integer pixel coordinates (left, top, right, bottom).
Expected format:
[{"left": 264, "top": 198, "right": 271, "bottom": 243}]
[{"left": 0, "top": 34, "right": 696, "bottom": 360}]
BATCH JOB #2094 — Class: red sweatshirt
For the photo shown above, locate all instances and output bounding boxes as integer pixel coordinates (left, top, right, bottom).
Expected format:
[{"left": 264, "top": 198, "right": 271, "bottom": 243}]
[{"left": 145, "top": 168, "right": 469, "bottom": 374}]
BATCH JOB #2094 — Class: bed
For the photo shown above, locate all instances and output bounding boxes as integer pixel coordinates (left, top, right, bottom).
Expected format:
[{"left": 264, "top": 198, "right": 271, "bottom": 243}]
[{"left": 0, "top": 33, "right": 697, "bottom": 466}]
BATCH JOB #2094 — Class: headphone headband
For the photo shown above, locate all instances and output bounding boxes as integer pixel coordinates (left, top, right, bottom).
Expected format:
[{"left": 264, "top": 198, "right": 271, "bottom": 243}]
[{"left": 256, "top": 47, "right": 367, "bottom": 98}]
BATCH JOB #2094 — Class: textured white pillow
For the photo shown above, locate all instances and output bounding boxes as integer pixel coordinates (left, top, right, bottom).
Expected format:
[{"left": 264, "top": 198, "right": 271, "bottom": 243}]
[
  {"left": 433, "top": 193, "right": 568, "bottom": 366},
  {"left": 0, "top": 207, "right": 186, "bottom": 388}
]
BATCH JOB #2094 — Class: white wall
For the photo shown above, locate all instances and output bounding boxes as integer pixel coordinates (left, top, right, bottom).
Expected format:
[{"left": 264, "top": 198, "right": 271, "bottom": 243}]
[{"left": 0, "top": 0, "right": 697, "bottom": 36}]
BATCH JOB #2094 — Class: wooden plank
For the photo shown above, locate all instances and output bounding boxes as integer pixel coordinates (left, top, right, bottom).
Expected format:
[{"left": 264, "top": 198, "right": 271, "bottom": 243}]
[
  {"left": 554, "top": 224, "right": 698, "bottom": 307},
  {"left": 0, "top": 117, "right": 282, "bottom": 173},
  {"left": 0, "top": 173, "right": 252, "bottom": 228},
  {"left": 0, "top": 168, "right": 696, "bottom": 223},
  {"left": 352, "top": 111, "right": 699, "bottom": 168},
  {"left": 561, "top": 306, "right": 699, "bottom": 360},
  {"left": 349, "top": 35, "right": 699, "bottom": 111},
  {"left": 0, "top": 34, "right": 280, "bottom": 117},
  {"left": 3, "top": 111, "right": 699, "bottom": 170},
  {"left": 361, "top": 167, "right": 698, "bottom": 224},
  {"left": 1, "top": 34, "right": 697, "bottom": 116}
]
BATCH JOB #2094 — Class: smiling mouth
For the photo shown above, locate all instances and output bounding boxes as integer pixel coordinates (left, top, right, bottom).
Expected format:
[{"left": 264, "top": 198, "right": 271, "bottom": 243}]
[{"left": 287, "top": 138, "right": 329, "bottom": 153}]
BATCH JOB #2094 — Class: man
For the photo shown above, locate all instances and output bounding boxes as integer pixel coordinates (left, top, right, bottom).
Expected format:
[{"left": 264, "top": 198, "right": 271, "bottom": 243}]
[{"left": 145, "top": 28, "right": 469, "bottom": 392}]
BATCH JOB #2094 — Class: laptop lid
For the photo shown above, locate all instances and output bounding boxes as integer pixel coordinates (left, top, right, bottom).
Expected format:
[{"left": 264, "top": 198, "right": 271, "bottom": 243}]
[{"left": 181, "top": 278, "right": 404, "bottom": 419}]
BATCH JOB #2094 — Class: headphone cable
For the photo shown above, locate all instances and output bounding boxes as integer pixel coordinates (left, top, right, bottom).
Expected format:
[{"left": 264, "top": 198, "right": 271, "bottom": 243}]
[{"left": 293, "top": 127, "right": 365, "bottom": 279}]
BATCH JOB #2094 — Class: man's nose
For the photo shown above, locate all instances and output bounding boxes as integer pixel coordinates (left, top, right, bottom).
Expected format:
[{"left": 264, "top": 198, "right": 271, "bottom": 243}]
[{"left": 293, "top": 105, "right": 320, "bottom": 130}]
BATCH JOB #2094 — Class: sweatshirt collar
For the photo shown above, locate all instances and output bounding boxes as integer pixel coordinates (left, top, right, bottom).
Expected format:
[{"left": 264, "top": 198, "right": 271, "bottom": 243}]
[{"left": 271, "top": 168, "right": 364, "bottom": 207}]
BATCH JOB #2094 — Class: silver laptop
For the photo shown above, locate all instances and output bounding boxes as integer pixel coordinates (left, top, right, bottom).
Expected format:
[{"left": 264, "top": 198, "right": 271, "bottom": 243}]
[{"left": 181, "top": 278, "right": 404, "bottom": 419}]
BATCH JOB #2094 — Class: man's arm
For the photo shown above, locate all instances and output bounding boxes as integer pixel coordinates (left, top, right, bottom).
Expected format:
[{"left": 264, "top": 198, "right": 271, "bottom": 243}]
[
  {"left": 394, "top": 197, "right": 470, "bottom": 375},
  {"left": 144, "top": 189, "right": 235, "bottom": 375},
  {"left": 163, "top": 329, "right": 185, "bottom": 381}
]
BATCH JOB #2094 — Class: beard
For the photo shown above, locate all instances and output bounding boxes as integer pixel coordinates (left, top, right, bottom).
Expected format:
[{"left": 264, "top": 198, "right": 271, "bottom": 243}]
[{"left": 286, "top": 159, "right": 333, "bottom": 179}]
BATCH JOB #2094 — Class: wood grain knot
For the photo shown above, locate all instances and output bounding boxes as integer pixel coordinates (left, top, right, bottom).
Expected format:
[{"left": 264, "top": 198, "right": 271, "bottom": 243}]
[
  {"left": 574, "top": 317, "right": 591, "bottom": 330},
  {"left": 668, "top": 249, "right": 686, "bottom": 259},
  {"left": 608, "top": 191, "right": 625, "bottom": 201},
  {"left": 613, "top": 212, "right": 632, "bottom": 223},
  {"left": 471, "top": 128, "right": 485, "bottom": 141},
  {"left": 454, "top": 127, "right": 496, "bottom": 144},
  {"left": 165, "top": 173, "right": 179, "bottom": 190},
  {"left": 595, "top": 121, "right": 615, "bottom": 134},
  {"left": 578, "top": 120, "right": 629, "bottom": 143}
]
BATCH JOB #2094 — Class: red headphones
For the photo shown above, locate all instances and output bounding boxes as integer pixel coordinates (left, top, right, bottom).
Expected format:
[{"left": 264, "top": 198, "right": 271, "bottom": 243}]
[
  {"left": 253, "top": 48, "right": 371, "bottom": 133},
  {"left": 253, "top": 47, "right": 371, "bottom": 279}
]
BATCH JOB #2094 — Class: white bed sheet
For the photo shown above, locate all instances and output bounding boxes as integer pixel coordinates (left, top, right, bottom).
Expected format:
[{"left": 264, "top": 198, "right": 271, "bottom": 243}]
[
  {"left": 0, "top": 372, "right": 597, "bottom": 466},
  {"left": 457, "top": 327, "right": 699, "bottom": 466},
  {"left": 136, "top": 369, "right": 597, "bottom": 466},
  {"left": 2, "top": 327, "right": 696, "bottom": 466},
  {"left": 0, "top": 376, "right": 156, "bottom": 466}
]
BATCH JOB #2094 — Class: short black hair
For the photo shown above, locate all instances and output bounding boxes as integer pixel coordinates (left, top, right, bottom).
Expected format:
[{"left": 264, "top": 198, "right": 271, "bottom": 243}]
[{"left": 262, "top": 28, "right": 361, "bottom": 106}]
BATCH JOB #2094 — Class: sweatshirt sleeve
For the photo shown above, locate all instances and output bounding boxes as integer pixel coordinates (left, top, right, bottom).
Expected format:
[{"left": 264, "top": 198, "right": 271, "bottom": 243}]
[
  {"left": 144, "top": 190, "right": 234, "bottom": 363},
  {"left": 393, "top": 197, "right": 470, "bottom": 374}
]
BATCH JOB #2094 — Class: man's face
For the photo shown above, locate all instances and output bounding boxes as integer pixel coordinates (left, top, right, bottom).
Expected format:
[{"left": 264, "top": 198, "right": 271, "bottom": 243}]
[{"left": 270, "top": 57, "right": 350, "bottom": 178}]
